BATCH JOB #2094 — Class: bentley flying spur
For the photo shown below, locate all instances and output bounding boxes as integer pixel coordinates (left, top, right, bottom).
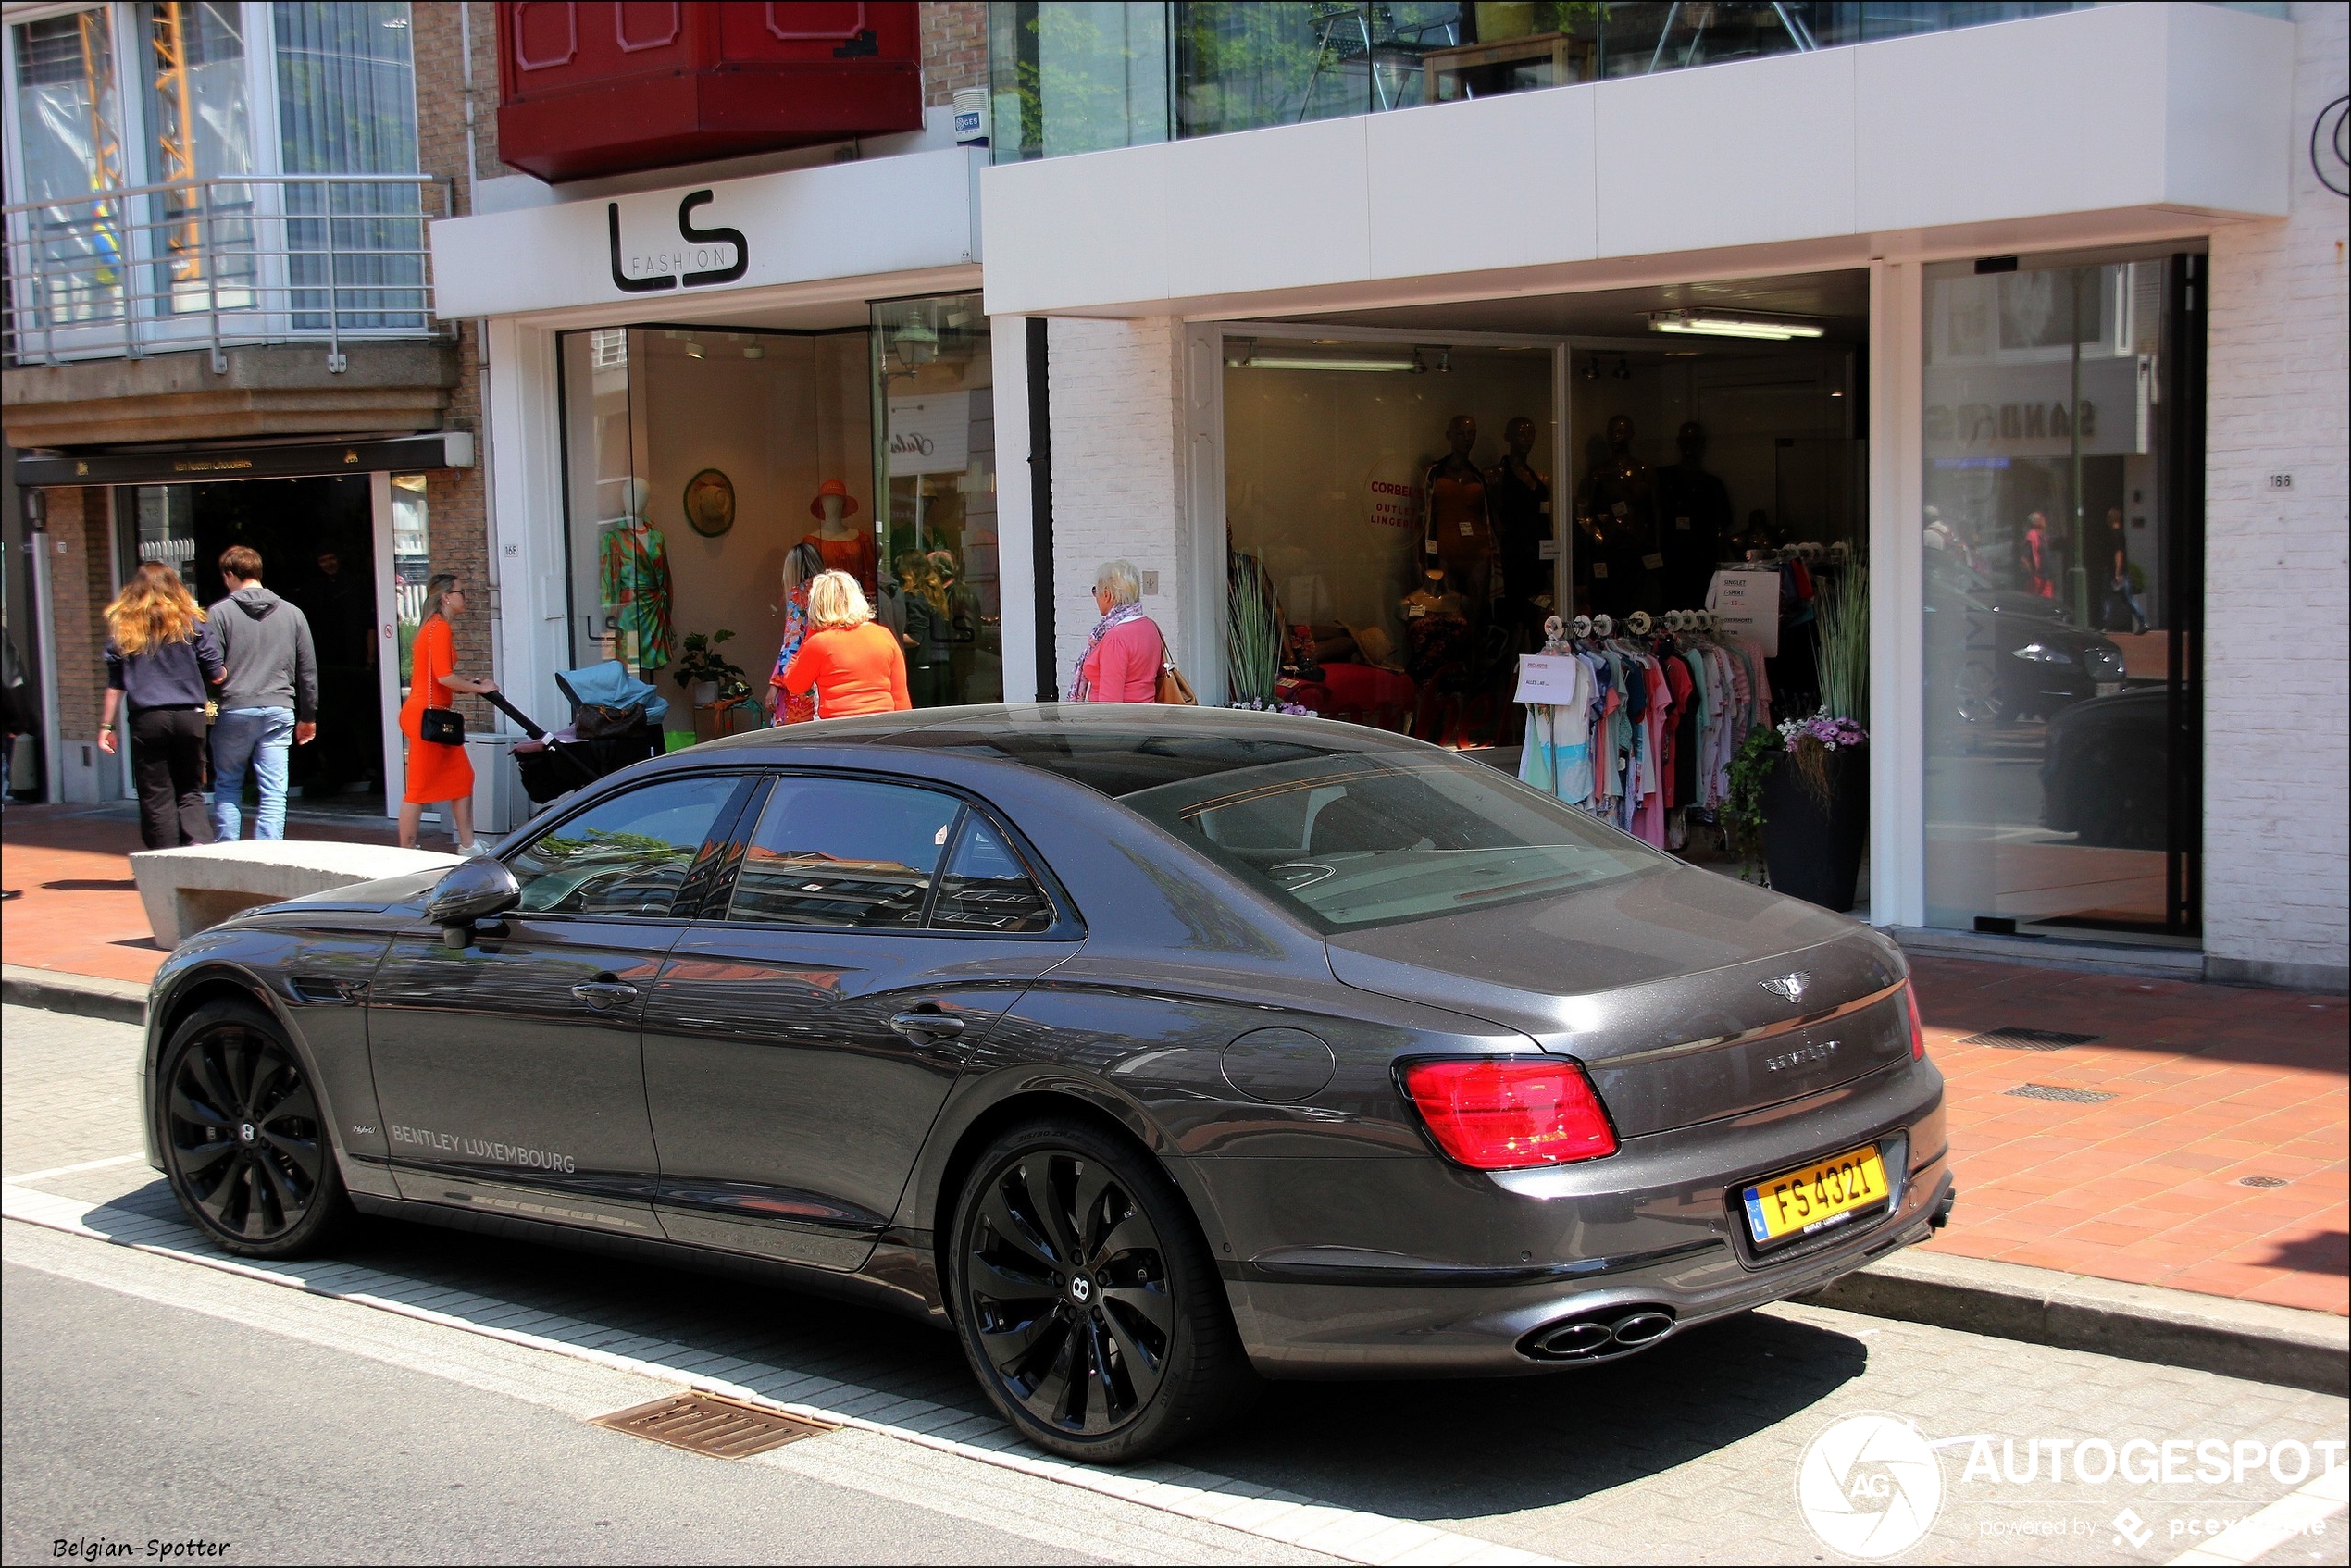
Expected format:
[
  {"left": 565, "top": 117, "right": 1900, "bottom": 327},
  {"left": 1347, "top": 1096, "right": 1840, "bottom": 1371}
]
[{"left": 141, "top": 704, "right": 1954, "bottom": 1462}]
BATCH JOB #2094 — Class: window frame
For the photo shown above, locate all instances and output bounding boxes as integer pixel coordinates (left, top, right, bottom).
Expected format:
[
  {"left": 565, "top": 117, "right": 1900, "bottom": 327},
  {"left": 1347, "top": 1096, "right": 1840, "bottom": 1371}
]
[
  {"left": 691, "top": 766, "right": 1082, "bottom": 941},
  {"left": 494, "top": 766, "right": 763, "bottom": 926}
]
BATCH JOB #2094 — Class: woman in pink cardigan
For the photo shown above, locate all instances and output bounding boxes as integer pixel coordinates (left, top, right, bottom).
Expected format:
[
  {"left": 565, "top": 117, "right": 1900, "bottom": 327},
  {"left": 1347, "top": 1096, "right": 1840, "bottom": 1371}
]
[{"left": 1068, "top": 559, "right": 1163, "bottom": 703}]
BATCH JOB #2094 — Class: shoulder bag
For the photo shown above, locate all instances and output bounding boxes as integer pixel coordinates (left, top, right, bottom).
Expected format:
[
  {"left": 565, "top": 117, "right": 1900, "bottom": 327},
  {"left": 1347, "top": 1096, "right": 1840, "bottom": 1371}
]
[
  {"left": 419, "top": 705, "right": 465, "bottom": 745},
  {"left": 1154, "top": 630, "right": 1198, "bottom": 707}
]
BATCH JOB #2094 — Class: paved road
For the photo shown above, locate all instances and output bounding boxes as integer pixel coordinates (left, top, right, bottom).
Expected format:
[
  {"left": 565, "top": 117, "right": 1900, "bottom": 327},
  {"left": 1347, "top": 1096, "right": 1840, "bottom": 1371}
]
[
  {"left": 4, "top": 1004, "right": 2345, "bottom": 1566},
  {"left": 4, "top": 1260, "right": 1094, "bottom": 1565}
]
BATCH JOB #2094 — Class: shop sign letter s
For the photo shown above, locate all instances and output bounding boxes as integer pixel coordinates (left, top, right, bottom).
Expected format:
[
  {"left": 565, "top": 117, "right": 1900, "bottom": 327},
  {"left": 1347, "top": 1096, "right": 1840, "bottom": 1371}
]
[{"left": 606, "top": 190, "right": 751, "bottom": 294}]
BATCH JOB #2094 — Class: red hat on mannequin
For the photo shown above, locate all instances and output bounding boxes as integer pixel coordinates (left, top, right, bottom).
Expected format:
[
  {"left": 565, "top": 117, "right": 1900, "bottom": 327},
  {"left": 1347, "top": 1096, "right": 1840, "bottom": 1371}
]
[{"left": 808, "top": 479, "right": 860, "bottom": 519}]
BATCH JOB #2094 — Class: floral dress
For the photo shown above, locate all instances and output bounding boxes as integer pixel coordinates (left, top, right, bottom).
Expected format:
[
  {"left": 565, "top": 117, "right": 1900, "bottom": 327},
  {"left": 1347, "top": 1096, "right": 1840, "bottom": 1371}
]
[{"left": 767, "top": 582, "right": 816, "bottom": 724}]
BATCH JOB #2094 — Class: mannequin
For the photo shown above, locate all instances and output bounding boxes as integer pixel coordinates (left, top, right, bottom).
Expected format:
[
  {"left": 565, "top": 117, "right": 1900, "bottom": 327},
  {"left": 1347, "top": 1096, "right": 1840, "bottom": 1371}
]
[
  {"left": 802, "top": 479, "right": 877, "bottom": 596},
  {"left": 1423, "top": 416, "right": 1497, "bottom": 608},
  {"left": 1400, "top": 565, "right": 1473, "bottom": 745},
  {"left": 1654, "top": 419, "right": 1732, "bottom": 610},
  {"left": 1486, "top": 415, "right": 1553, "bottom": 638},
  {"left": 599, "top": 477, "right": 673, "bottom": 673},
  {"left": 1579, "top": 414, "right": 1660, "bottom": 617}
]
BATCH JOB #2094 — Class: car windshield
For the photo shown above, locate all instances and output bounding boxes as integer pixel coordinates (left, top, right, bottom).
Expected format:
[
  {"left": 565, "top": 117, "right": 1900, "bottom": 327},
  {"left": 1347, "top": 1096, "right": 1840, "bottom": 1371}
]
[{"left": 1119, "top": 750, "right": 1666, "bottom": 930}]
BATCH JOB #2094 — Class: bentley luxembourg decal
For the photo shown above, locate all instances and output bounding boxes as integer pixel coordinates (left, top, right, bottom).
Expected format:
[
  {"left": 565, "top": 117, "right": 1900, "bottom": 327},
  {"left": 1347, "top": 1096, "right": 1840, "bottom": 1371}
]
[{"left": 388, "top": 1125, "right": 577, "bottom": 1175}]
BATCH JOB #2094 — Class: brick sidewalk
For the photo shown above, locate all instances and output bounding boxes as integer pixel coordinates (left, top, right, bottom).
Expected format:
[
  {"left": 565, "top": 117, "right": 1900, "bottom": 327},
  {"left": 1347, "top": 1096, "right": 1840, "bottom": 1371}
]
[
  {"left": 1, "top": 803, "right": 399, "bottom": 986},
  {"left": 6, "top": 804, "right": 2344, "bottom": 1317}
]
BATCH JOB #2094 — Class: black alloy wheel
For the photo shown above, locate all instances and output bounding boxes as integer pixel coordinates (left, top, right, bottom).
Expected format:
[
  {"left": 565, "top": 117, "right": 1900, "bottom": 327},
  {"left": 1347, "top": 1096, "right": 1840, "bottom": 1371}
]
[
  {"left": 160, "top": 1001, "right": 349, "bottom": 1258},
  {"left": 950, "top": 1117, "right": 1256, "bottom": 1463}
]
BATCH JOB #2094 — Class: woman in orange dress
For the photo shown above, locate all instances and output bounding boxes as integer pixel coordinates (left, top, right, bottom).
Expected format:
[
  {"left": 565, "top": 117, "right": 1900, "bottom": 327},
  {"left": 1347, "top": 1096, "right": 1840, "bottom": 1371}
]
[{"left": 398, "top": 574, "right": 499, "bottom": 852}]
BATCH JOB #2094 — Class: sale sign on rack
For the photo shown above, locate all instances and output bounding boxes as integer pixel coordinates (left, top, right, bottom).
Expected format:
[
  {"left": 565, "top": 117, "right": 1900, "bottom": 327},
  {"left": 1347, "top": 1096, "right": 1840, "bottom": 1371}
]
[{"left": 1707, "top": 569, "right": 1780, "bottom": 656}]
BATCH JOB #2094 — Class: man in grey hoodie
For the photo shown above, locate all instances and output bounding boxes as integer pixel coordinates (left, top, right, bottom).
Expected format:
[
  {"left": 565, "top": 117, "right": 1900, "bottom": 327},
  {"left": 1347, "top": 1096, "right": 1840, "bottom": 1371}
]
[{"left": 209, "top": 544, "right": 318, "bottom": 840}]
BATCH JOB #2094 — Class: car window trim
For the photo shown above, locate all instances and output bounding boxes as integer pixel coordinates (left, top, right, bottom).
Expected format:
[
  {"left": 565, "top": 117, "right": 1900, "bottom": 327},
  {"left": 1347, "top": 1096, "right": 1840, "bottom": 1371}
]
[
  {"left": 692, "top": 766, "right": 1081, "bottom": 940},
  {"left": 496, "top": 766, "right": 763, "bottom": 927}
]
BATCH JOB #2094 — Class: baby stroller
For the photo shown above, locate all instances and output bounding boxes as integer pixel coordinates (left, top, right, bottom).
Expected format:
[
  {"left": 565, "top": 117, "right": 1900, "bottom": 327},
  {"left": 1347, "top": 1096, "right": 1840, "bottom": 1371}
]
[{"left": 491, "top": 660, "right": 670, "bottom": 806}]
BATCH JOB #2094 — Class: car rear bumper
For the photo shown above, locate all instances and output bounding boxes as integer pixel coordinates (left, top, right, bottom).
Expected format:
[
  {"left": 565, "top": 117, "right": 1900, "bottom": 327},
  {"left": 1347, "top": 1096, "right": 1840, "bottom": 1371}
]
[{"left": 1201, "top": 1058, "right": 1950, "bottom": 1377}]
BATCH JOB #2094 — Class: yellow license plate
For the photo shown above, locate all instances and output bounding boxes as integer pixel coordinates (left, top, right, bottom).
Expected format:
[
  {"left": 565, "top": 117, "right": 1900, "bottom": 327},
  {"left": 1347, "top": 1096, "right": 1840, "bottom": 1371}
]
[{"left": 1740, "top": 1144, "right": 1890, "bottom": 1245}]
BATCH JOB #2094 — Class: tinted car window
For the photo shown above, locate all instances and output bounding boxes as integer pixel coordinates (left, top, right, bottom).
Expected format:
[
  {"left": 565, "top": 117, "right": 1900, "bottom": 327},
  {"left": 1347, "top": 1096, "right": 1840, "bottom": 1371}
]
[
  {"left": 932, "top": 814, "right": 1055, "bottom": 933},
  {"left": 1123, "top": 752, "right": 1665, "bottom": 931},
  {"left": 728, "top": 778, "right": 960, "bottom": 928},
  {"left": 509, "top": 776, "right": 736, "bottom": 917}
]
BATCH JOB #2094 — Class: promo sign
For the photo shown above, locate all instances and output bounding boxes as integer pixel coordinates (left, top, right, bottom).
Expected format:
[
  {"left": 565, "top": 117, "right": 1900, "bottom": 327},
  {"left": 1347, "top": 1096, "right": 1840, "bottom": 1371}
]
[
  {"left": 1515, "top": 653, "right": 1583, "bottom": 704},
  {"left": 1707, "top": 569, "right": 1780, "bottom": 656}
]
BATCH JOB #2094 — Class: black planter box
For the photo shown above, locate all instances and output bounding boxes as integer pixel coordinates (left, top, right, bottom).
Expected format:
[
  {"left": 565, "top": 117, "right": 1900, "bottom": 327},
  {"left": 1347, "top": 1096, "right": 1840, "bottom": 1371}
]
[{"left": 1761, "top": 742, "right": 1869, "bottom": 913}]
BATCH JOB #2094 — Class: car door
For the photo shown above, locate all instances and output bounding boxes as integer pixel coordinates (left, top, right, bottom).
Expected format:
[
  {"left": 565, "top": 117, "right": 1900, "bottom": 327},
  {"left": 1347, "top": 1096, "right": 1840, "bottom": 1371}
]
[
  {"left": 367, "top": 772, "right": 749, "bottom": 1238},
  {"left": 641, "top": 772, "right": 1076, "bottom": 1270}
]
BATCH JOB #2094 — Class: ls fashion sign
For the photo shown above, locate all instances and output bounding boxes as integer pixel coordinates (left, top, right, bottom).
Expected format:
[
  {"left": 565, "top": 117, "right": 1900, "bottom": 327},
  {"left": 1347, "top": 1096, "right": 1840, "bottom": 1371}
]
[
  {"left": 608, "top": 192, "right": 749, "bottom": 293},
  {"left": 428, "top": 148, "right": 980, "bottom": 320}
]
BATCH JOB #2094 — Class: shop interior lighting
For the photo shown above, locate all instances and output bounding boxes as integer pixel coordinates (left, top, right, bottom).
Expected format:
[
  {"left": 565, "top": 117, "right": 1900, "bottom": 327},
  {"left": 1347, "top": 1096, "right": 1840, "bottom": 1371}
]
[
  {"left": 1612, "top": 355, "right": 1632, "bottom": 380},
  {"left": 683, "top": 339, "right": 704, "bottom": 359},
  {"left": 1581, "top": 355, "right": 1600, "bottom": 380},
  {"left": 1225, "top": 340, "right": 1423, "bottom": 373},
  {"left": 1647, "top": 310, "right": 1826, "bottom": 341},
  {"left": 1436, "top": 348, "right": 1452, "bottom": 374},
  {"left": 742, "top": 342, "right": 764, "bottom": 360}
]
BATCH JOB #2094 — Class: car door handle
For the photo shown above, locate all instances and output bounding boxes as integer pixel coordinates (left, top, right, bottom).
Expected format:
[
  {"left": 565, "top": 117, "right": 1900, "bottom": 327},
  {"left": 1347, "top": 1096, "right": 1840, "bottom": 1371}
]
[
  {"left": 572, "top": 979, "right": 640, "bottom": 1011},
  {"left": 889, "top": 1009, "right": 964, "bottom": 1040}
]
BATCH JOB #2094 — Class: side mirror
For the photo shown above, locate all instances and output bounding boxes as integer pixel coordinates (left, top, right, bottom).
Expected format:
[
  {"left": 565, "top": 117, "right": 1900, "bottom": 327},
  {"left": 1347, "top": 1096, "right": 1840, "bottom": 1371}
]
[{"left": 426, "top": 856, "right": 521, "bottom": 947}]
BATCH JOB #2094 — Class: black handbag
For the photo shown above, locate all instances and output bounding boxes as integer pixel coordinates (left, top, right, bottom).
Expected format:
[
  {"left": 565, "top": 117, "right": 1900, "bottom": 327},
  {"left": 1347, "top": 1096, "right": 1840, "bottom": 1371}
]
[{"left": 419, "top": 705, "right": 465, "bottom": 745}]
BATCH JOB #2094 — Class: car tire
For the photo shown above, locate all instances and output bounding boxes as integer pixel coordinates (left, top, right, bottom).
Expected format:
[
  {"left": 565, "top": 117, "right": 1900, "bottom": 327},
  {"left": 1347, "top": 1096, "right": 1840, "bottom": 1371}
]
[
  {"left": 156, "top": 998, "right": 352, "bottom": 1259},
  {"left": 947, "top": 1115, "right": 1258, "bottom": 1464}
]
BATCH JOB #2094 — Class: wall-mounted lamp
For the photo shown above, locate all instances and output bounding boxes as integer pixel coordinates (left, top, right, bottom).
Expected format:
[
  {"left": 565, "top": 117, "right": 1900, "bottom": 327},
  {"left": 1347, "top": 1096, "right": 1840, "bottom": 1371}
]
[{"left": 893, "top": 317, "right": 939, "bottom": 370}]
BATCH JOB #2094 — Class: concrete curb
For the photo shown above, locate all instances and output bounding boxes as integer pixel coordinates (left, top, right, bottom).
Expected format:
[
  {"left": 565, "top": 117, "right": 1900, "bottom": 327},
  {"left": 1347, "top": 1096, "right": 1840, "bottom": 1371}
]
[
  {"left": 1803, "top": 1248, "right": 2349, "bottom": 1397},
  {"left": 2, "top": 965, "right": 148, "bottom": 1027},
  {"left": 5, "top": 969, "right": 2345, "bottom": 1397}
]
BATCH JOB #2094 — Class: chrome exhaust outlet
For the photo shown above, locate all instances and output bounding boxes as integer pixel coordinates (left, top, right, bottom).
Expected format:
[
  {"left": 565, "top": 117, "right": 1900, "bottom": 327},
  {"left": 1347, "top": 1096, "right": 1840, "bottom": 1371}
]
[
  {"left": 1521, "top": 1304, "right": 1679, "bottom": 1362},
  {"left": 1608, "top": 1309, "right": 1675, "bottom": 1347}
]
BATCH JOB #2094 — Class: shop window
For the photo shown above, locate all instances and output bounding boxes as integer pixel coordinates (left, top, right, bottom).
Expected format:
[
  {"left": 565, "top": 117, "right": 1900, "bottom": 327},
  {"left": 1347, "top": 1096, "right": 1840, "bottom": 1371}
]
[
  {"left": 1922, "top": 251, "right": 2201, "bottom": 940},
  {"left": 557, "top": 324, "right": 876, "bottom": 739},
  {"left": 1221, "top": 337, "right": 1553, "bottom": 744},
  {"left": 875, "top": 296, "right": 998, "bottom": 709},
  {"left": 390, "top": 473, "right": 429, "bottom": 691}
]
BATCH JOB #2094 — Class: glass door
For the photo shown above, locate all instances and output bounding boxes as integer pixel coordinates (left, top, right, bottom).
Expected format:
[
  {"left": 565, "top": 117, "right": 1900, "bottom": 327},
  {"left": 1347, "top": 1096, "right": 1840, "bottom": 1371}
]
[{"left": 1921, "top": 249, "right": 2202, "bottom": 940}]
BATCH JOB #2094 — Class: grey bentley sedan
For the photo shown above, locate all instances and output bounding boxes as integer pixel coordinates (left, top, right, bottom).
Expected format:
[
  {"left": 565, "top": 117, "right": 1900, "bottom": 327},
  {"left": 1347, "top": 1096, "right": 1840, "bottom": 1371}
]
[{"left": 140, "top": 704, "right": 1953, "bottom": 1462}]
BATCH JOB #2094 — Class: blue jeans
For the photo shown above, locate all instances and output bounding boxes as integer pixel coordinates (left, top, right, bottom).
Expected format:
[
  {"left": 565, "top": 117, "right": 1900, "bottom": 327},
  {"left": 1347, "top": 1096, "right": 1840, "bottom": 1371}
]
[{"left": 211, "top": 706, "right": 294, "bottom": 840}]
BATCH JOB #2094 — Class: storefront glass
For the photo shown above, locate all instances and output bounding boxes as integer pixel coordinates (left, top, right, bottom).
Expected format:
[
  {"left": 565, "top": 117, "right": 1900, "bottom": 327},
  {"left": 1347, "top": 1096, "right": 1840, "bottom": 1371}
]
[
  {"left": 874, "top": 296, "right": 999, "bottom": 707},
  {"left": 10, "top": 8, "right": 126, "bottom": 326},
  {"left": 557, "top": 323, "right": 878, "bottom": 739},
  {"left": 989, "top": 2, "right": 2095, "bottom": 163},
  {"left": 1222, "top": 337, "right": 1553, "bottom": 743},
  {"left": 1921, "top": 250, "right": 2201, "bottom": 939}
]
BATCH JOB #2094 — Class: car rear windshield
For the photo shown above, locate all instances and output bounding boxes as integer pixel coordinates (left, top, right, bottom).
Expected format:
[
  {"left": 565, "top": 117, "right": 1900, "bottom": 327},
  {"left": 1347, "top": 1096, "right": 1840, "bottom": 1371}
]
[{"left": 1117, "top": 749, "right": 1667, "bottom": 931}]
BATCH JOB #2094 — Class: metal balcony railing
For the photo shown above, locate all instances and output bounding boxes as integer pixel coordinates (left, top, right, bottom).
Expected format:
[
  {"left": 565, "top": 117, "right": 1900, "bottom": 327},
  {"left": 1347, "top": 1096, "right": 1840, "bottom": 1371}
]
[{"left": 3, "top": 173, "right": 455, "bottom": 372}]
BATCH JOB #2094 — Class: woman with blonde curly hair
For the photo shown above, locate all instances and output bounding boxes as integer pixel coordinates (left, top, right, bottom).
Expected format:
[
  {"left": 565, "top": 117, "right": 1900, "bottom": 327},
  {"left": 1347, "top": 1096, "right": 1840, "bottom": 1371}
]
[
  {"left": 100, "top": 560, "right": 224, "bottom": 847},
  {"left": 779, "top": 569, "right": 910, "bottom": 717}
]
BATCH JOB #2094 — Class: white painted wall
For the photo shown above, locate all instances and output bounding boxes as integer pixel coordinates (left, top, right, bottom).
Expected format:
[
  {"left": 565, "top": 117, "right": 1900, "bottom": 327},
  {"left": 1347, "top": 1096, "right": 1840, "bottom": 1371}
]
[
  {"left": 981, "top": 4, "right": 2294, "bottom": 320},
  {"left": 1042, "top": 317, "right": 1190, "bottom": 700},
  {"left": 2200, "top": 1, "right": 2350, "bottom": 989}
]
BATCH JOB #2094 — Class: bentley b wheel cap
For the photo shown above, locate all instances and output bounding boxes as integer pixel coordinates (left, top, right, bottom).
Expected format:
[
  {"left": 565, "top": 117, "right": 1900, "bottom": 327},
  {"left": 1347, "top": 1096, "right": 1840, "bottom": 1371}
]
[
  {"left": 1069, "top": 1274, "right": 1095, "bottom": 1306},
  {"left": 239, "top": 1121, "right": 256, "bottom": 1144}
]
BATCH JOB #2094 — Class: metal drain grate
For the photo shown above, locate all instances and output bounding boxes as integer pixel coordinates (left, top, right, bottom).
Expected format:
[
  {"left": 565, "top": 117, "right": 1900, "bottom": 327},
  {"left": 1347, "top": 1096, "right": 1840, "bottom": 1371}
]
[
  {"left": 1959, "top": 1027, "right": 2103, "bottom": 1052},
  {"left": 2237, "top": 1176, "right": 2290, "bottom": 1188},
  {"left": 591, "top": 1392, "right": 835, "bottom": 1459},
  {"left": 2005, "top": 1083, "right": 2116, "bottom": 1104}
]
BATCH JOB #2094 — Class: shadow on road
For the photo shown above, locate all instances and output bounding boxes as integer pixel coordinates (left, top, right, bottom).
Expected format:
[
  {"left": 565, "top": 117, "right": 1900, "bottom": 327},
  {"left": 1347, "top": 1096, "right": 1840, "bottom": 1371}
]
[{"left": 84, "top": 1177, "right": 1869, "bottom": 1525}]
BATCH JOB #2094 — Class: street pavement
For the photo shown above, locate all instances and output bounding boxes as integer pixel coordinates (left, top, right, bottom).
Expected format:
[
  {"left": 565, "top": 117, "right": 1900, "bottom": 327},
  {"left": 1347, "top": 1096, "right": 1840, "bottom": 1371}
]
[{"left": 3, "top": 1003, "right": 2344, "bottom": 1566}]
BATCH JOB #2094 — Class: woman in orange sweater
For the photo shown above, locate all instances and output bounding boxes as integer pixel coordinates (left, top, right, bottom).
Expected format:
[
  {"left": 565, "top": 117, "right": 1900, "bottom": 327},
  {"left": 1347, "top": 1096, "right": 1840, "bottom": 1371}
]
[{"left": 781, "top": 570, "right": 911, "bottom": 717}]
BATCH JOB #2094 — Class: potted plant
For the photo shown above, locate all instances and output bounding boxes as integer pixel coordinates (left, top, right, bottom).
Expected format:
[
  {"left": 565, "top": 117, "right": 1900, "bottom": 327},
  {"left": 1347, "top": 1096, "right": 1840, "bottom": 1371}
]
[
  {"left": 1758, "top": 566, "right": 1871, "bottom": 911},
  {"left": 672, "top": 629, "right": 749, "bottom": 710}
]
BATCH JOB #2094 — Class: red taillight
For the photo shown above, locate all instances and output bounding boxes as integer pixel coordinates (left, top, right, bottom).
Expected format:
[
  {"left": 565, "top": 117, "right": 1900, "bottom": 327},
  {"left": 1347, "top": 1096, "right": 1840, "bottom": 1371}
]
[
  {"left": 1906, "top": 985, "right": 1927, "bottom": 1061},
  {"left": 1400, "top": 1058, "right": 1618, "bottom": 1170}
]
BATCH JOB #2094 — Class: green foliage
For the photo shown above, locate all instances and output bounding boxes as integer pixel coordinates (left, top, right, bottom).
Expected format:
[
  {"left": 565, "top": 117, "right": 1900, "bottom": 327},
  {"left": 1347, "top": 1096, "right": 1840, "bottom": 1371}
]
[
  {"left": 672, "top": 629, "right": 748, "bottom": 699},
  {"left": 1226, "top": 554, "right": 1284, "bottom": 707},
  {"left": 1813, "top": 564, "right": 1869, "bottom": 724},
  {"left": 1723, "top": 726, "right": 1785, "bottom": 883}
]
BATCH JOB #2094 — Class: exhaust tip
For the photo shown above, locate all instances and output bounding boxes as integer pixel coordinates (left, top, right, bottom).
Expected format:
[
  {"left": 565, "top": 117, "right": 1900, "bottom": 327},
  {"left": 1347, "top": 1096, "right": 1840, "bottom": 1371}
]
[
  {"left": 1609, "top": 1309, "right": 1675, "bottom": 1347},
  {"left": 1521, "top": 1304, "right": 1679, "bottom": 1362}
]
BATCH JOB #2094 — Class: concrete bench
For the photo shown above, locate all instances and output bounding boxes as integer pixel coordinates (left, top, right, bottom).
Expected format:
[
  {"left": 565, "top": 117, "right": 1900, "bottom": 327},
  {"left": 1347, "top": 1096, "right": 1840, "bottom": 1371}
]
[{"left": 130, "top": 840, "right": 464, "bottom": 948}]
